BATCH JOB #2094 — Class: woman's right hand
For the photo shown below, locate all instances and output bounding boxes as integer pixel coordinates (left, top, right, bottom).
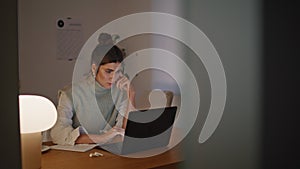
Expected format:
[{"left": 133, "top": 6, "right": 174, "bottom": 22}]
[{"left": 105, "top": 126, "right": 125, "bottom": 136}]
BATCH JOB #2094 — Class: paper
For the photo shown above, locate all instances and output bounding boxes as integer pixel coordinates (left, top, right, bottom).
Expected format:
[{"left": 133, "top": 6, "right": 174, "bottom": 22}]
[
  {"left": 50, "top": 144, "right": 99, "bottom": 152},
  {"left": 56, "top": 17, "right": 83, "bottom": 61}
]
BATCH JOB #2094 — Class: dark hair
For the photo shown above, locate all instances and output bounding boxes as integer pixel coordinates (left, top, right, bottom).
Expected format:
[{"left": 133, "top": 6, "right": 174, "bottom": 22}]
[{"left": 91, "top": 33, "right": 123, "bottom": 67}]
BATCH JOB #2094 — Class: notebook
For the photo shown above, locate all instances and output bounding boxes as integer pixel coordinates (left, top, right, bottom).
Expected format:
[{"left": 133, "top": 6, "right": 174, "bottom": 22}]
[{"left": 100, "top": 106, "right": 177, "bottom": 155}]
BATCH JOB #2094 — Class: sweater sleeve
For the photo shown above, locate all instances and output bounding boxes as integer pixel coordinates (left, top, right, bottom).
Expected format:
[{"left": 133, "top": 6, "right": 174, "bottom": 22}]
[
  {"left": 115, "top": 92, "right": 129, "bottom": 128},
  {"left": 50, "top": 90, "right": 84, "bottom": 145}
]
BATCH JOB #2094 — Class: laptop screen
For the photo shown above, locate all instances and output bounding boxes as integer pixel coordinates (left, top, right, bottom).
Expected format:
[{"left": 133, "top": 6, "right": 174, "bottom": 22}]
[
  {"left": 125, "top": 106, "right": 177, "bottom": 138},
  {"left": 100, "top": 106, "right": 178, "bottom": 155}
]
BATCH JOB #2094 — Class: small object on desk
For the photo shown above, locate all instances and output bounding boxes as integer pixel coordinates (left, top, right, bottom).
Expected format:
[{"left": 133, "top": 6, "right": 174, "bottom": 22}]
[{"left": 89, "top": 152, "right": 103, "bottom": 157}]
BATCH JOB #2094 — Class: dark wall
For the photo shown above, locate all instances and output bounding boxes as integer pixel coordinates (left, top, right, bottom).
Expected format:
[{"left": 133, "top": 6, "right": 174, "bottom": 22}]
[
  {"left": 263, "top": 0, "right": 299, "bottom": 168},
  {"left": 0, "top": 0, "right": 21, "bottom": 168}
]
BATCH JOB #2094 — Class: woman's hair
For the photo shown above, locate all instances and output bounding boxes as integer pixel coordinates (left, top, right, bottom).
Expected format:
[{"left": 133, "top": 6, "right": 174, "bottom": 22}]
[{"left": 91, "top": 33, "right": 123, "bottom": 67}]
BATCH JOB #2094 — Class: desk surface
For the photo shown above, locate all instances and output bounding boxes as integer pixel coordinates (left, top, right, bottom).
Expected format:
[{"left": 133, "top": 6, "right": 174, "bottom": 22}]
[{"left": 42, "top": 144, "right": 183, "bottom": 169}]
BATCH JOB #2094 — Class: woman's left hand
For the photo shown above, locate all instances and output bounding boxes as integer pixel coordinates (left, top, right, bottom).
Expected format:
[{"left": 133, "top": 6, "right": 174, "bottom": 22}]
[
  {"left": 115, "top": 74, "right": 136, "bottom": 108},
  {"left": 115, "top": 74, "right": 130, "bottom": 91}
]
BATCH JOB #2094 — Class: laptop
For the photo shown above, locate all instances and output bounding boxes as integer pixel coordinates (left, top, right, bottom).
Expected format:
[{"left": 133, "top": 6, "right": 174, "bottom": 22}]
[{"left": 100, "top": 106, "right": 177, "bottom": 155}]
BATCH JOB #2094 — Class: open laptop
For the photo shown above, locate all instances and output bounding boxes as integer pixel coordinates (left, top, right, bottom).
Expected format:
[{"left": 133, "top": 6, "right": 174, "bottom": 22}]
[{"left": 100, "top": 106, "right": 177, "bottom": 155}]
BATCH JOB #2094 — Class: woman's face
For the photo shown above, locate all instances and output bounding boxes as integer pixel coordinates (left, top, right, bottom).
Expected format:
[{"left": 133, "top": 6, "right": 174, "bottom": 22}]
[{"left": 94, "top": 62, "right": 122, "bottom": 89}]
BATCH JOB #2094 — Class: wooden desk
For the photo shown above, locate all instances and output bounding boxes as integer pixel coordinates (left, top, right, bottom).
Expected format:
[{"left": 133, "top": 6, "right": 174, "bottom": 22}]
[{"left": 41, "top": 144, "right": 183, "bottom": 169}]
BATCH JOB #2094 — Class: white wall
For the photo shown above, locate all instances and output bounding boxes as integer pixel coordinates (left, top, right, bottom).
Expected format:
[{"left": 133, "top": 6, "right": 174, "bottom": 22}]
[
  {"left": 19, "top": 0, "right": 184, "bottom": 108},
  {"left": 18, "top": 0, "right": 152, "bottom": 104}
]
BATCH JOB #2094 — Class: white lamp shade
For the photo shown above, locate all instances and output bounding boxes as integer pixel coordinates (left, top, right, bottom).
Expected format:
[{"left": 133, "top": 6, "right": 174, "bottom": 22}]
[{"left": 19, "top": 95, "right": 57, "bottom": 134}]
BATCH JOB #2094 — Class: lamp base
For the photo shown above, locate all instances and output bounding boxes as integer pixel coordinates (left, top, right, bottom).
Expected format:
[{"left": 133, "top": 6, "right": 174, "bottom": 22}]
[{"left": 21, "top": 132, "right": 42, "bottom": 169}]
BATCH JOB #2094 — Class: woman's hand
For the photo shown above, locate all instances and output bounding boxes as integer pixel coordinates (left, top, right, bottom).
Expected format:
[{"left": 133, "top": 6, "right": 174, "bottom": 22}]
[
  {"left": 114, "top": 74, "right": 136, "bottom": 129},
  {"left": 115, "top": 74, "right": 136, "bottom": 108},
  {"left": 115, "top": 74, "right": 130, "bottom": 91},
  {"left": 108, "top": 126, "right": 125, "bottom": 136},
  {"left": 75, "top": 126, "right": 125, "bottom": 144}
]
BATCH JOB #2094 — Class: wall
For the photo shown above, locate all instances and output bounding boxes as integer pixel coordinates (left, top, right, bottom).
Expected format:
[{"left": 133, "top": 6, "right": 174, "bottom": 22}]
[
  {"left": 19, "top": 0, "right": 184, "bottom": 109},
  {"left": 18, "top": 0, "right": 152, "bottom": 105}
]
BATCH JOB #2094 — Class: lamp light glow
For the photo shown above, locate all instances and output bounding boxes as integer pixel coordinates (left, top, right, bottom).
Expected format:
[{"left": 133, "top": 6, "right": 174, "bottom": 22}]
[{"left": 19, "top": 95, "right": 57, "bottom": 133}]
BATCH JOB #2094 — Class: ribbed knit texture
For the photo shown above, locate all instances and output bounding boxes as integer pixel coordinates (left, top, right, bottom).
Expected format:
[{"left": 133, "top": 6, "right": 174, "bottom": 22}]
[{"left": 64, "top": 75, "right": 126, "bottom": 134}]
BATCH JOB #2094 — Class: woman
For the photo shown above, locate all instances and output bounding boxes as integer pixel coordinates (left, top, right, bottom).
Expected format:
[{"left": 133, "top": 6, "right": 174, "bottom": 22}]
[{"left": 50, "top": 33, "right": 135, "bottom": 145}]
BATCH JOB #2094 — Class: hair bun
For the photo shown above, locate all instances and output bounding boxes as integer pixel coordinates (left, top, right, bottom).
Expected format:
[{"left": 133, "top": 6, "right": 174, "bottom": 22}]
[{"left": 98, "top": 33, "right": 113, "bottom": 46}]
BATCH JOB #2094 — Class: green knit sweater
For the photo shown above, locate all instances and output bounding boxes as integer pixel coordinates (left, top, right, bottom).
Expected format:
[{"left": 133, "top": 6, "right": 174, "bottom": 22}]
[{"left": 50, "top": 75, "right": 127, "bottom": 145}]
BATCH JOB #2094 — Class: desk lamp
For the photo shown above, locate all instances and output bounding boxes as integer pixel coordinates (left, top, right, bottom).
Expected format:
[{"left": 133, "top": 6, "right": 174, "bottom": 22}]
[{"left": 19, "top": 95, "right": 57, "bottom": 169}]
